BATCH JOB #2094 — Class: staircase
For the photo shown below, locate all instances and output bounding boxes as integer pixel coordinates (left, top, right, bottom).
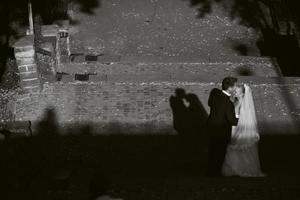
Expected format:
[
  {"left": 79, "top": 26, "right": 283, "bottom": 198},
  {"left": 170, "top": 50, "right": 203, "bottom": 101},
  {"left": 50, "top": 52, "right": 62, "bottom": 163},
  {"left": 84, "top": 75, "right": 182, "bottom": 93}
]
[{"left": 12, "top": 52, "right": 300, "bottom": 135}]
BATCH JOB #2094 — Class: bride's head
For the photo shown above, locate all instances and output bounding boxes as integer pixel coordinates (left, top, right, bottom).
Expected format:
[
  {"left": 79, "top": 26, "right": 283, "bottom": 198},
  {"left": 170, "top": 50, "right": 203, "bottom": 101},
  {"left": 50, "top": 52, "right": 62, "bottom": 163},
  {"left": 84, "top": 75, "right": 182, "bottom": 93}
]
[{"left": 234, "top": 85, "right": 245, "bottom": 99}]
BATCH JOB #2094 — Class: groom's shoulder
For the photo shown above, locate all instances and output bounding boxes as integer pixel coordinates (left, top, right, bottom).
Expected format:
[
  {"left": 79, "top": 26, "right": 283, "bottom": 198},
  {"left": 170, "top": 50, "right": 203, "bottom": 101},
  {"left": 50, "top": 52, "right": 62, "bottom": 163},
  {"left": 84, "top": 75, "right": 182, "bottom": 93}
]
[{"left": 210, "top": 88, "right": 221, "bottom": 95}]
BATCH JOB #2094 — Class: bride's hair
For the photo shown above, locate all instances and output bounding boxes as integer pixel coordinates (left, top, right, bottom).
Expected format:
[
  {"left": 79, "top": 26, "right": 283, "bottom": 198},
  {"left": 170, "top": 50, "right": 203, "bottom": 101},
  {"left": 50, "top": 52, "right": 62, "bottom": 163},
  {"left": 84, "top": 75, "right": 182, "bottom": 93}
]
[{"left": 234, "top": 85, "right": 245, "bottom": 99}]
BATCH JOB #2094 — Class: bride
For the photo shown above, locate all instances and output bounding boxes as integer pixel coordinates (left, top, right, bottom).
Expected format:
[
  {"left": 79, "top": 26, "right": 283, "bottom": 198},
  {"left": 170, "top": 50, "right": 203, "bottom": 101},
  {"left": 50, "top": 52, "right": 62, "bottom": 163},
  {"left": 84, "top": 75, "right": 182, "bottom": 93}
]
[{"left": 222, "top": 84, "right": 265, "bottom": 177}]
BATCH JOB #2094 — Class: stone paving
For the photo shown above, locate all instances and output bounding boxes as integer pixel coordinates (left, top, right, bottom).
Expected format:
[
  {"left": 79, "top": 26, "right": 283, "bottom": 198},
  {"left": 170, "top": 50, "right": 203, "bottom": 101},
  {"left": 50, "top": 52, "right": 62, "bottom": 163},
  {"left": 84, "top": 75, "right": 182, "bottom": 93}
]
[{"left": 69, "top": 0, "right": 260, "bottom": 58}]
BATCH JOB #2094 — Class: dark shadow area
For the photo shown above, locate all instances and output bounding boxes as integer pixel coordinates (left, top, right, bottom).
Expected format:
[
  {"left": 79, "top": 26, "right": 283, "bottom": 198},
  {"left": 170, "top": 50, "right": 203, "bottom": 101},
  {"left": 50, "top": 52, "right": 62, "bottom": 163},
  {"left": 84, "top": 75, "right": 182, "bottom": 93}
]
[
  {"left": 169, "top": 88, "right": 210, "bottom": 176},
  {"left": 233, "top": 44, "right": 249, "bottom": 56},
  {"left": 73, "top": 0, "right": 101, "bottom": 15},
  {"left": 169, "top": 88, "right": 208, "bottom": 146},
  {"left": 169, "top": 88, "right": 188, "bottom": 136},
  {"left": 185, "top": 93, "right": 208, "bottom": 136},
  {"left": 189, "top": 0, "right": 263, "bottom": 29},
  {"left": 89, "top": 172, "right": 123, "bottom": 200},
  {"left": 32, "top": 0, "right": 100, "bottom": 24},
  {"left": 189, "top": 0, "right": 300, "bottom": 76},
  {"left": 236, "top": 66, "right": 254, "bottom": 76},
  {"left": 258, "top": 28, "right": 300, "bottom": 76},
  {"left": 0, "top": 126, "right": 300, "bottom": 198},
  {"left": 36, "top": 107, "right": 60, "bottom": 137},
  {"left": 0, "top": 105, "right": 300, "bottom": 198},
  {"left": 78, "top": 124, "right": 94, "bottom": 136},
  {"left": 258, "top": 134, "right": 300, "bottom": 176}
]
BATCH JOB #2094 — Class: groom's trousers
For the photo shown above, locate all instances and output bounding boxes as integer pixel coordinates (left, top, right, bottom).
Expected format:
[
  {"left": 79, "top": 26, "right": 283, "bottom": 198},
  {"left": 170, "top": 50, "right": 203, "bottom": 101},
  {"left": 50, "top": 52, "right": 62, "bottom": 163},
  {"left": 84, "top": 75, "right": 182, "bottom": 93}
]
[{"left": 207, "top": 133, "right": 230, "bottom": 176}]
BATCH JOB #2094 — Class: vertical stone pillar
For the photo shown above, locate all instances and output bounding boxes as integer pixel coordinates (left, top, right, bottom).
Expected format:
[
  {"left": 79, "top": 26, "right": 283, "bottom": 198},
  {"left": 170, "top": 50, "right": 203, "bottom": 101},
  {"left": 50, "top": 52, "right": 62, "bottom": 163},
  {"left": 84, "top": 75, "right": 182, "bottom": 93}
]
[
  {"left": 41, "top": 25, "right": 59, "bottom": 75},
  {"left": 58, "top": 20, "right": 70, "bottom": 63},
  {"left": 14, "top": 35, "right": 41, "bottom": 93}
]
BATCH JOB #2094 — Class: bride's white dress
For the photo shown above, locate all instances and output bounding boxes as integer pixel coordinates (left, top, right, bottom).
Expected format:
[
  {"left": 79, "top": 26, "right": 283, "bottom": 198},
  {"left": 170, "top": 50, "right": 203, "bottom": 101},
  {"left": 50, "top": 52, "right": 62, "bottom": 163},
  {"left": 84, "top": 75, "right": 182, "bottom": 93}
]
[{"left": 222, "top": 85, "right": 265, "bottom": 177}]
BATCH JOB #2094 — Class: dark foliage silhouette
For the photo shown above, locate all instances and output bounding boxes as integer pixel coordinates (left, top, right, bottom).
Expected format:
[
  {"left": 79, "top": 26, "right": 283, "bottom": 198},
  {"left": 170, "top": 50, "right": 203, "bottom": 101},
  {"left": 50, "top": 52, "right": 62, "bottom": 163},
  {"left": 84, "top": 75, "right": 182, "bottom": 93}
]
[
  {"left": 189, "top": 0, "right": 268, "bottom": 29},
  {"left": 189, "top": 0, "right": 300, "bottom": 75},
  {"left": 233, "top": 44, "right": 249, "bottom": 56}
]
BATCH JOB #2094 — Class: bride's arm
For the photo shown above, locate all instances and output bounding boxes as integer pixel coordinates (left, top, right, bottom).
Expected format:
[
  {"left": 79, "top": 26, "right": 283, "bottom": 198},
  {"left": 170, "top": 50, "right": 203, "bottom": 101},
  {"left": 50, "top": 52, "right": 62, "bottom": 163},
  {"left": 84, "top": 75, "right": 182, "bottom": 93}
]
[
  {"left": 226, "top": 101, "right": 239, "bottom": 126},
  {"left": 234, "top": 98, "right": 242, "bottom": 115}
]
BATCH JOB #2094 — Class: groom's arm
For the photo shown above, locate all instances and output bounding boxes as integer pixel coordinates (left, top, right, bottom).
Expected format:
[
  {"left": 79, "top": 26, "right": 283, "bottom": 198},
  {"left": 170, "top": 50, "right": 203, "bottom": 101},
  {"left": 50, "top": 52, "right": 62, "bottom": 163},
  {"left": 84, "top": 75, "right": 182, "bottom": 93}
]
[{"left": 225, "top": 102, "right": 239, "bottom": 126}]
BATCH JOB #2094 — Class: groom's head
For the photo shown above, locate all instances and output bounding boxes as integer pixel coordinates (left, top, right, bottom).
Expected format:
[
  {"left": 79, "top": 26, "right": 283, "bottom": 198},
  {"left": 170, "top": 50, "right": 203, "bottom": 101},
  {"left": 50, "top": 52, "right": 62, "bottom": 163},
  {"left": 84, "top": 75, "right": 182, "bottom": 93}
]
[{"left": 222, "top": 77, "right": 238, "bottom": 94}]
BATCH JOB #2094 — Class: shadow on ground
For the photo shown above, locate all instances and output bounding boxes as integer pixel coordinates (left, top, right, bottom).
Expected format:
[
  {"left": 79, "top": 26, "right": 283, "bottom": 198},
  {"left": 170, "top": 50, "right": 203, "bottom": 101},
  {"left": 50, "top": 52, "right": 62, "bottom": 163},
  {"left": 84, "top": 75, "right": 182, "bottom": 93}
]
[{"left": 0, "top": 110, "right": 300, "bottom": 199}]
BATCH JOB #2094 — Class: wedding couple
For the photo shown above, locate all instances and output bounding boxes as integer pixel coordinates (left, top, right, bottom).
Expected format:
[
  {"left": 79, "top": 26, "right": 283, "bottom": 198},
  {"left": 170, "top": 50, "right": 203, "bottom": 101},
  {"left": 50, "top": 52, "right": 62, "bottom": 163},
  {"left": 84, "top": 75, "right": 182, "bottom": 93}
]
[{"left": 207, "top": 77, "right": 265, "bottom": 177}]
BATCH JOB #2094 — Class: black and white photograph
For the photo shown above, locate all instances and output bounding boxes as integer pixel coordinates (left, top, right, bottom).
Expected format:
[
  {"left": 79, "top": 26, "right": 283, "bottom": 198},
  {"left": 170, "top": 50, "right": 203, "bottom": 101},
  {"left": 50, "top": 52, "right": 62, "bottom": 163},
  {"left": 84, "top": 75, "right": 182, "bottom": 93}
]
[{"left": 1, "top": 0, "right": 300, "bottom": 199}]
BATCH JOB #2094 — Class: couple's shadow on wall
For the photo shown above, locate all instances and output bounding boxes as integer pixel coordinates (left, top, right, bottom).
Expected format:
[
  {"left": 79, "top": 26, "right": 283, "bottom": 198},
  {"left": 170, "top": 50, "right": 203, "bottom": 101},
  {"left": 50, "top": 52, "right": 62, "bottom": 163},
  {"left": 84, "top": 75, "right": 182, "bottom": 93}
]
[{"left": 170, "top": 88, "right": 208, "bottom": 139}]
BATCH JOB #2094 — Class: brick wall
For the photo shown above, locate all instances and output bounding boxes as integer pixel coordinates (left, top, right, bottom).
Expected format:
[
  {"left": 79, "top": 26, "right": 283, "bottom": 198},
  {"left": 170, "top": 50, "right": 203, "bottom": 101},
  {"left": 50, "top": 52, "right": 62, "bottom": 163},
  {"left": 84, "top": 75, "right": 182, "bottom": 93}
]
[{"left": 14, "top": 79, "right": 300, "bottom": 135}]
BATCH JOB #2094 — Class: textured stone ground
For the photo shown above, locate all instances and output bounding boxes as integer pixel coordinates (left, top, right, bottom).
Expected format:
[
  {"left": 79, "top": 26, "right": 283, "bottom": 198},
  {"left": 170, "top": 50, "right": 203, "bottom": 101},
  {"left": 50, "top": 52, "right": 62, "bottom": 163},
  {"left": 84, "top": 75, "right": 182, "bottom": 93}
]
[
  {"left": 0, "top": 59, "right": 22, "bottom": 123},
  {"left": 69, "top": 0, "right": 260, "bottom": 58}
]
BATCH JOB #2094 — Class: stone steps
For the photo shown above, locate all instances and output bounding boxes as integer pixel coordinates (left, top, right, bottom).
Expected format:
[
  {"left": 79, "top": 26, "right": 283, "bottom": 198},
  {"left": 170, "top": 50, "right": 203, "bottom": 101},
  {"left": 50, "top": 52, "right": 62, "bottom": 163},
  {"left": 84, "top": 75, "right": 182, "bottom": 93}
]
[
  {"left": 13, "top": 35, "right": 41, "bottom": 93},
  {"left": 55, "top": 56, "right": 281, "bottom": 83}
]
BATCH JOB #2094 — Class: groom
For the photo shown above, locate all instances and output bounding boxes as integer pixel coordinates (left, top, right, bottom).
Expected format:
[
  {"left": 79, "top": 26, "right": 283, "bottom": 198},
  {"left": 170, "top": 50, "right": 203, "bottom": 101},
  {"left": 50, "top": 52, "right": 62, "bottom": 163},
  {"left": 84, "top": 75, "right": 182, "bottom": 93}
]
[{"left": 207, "top": 77, "right": 239, "bottom": 176}]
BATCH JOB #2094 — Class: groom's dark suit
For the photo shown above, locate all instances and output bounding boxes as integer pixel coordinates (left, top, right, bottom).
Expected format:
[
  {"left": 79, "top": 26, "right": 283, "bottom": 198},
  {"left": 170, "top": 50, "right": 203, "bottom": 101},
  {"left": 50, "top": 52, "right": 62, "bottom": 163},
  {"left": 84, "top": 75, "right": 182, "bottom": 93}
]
[{"left": 207, "top": 88, "right": 239, "bottom": 176}]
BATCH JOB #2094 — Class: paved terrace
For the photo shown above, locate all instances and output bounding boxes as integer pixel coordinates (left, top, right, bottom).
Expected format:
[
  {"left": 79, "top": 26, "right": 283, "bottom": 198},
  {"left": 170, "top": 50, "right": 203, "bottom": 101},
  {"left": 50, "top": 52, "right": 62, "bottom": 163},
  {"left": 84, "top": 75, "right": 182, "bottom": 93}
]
[{"left": 69, "top": 0, "right": 260, "bottom": 57}]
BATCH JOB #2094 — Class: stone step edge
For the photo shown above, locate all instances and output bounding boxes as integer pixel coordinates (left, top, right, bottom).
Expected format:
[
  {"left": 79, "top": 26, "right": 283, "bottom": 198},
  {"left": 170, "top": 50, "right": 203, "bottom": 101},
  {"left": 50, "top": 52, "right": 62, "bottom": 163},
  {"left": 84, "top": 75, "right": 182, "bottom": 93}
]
[
  {"left": 57, "top": 62, "right": 281, "bottom": 78},
  {"left": 68, "top": 53, "right": 275, "bottom": 63},
  {"left": 44, "top": 76, "right": 300, "bottom": 85},
  {"left": 58, "top": 56, "right": 282, "bottom": 77},
  {"left": 1, "top": 120, "right": 300, "bottom": 136},
  {"left": 65, "top": 56, "right": 277, "bottom": 65},
  {"left": 59, "top": 61, "right": 278, "bottom": 70},
  {"left": 0, "top": 121, "right": 174, "bottom": 136},
  {"left": 120, "top": 55, "right": 277, "bottom": 64}
]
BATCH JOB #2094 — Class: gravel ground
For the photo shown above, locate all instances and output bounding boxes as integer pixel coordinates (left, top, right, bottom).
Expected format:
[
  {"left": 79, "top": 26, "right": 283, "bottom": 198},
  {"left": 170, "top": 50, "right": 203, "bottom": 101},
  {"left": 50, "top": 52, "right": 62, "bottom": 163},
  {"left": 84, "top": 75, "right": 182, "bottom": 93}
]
[
  {"left": 69, "top": 0, "right": 260, "bottom": 58},
  {"left": 0, "top": 59, "right": 22, "bottom": 122}
]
